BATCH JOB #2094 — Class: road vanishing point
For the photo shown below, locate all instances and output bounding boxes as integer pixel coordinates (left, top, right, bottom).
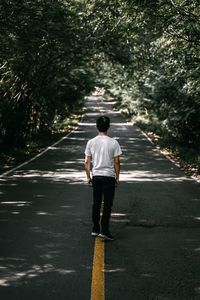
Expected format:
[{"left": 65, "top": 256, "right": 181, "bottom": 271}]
[{"left": 0, "top": 96, "right": 200, "bottom": 300}]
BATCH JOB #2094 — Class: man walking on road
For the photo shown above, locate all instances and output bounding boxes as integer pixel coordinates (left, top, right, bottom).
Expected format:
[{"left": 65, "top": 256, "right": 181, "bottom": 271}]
[{"left": 84, "top": 116, "right": 122, "bottom": 240}]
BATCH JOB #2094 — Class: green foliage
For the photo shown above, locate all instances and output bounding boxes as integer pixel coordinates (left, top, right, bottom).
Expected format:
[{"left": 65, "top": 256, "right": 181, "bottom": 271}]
[
  {"left": 0, "top": 0, "right": 96, "bottom": 147},
  {"left": 98, "top": 0, "right": 200, "bottom": 149}
]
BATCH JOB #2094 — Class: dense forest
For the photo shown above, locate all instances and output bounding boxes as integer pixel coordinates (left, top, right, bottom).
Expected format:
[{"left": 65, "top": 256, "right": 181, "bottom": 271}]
[{"left": 0, "top": 0, "right": 200, "bottom": 173}]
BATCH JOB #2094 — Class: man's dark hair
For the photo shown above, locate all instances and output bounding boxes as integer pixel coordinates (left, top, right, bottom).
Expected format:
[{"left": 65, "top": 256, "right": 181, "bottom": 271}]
[{"left": 96, "top": 116, "right": 110, "bottom": 132}]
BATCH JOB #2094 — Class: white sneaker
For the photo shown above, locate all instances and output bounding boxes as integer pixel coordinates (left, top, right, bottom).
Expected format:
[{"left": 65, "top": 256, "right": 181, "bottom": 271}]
[
  {"left": 91, "top": 231, "right": 99, "bottom": 237},
  {"left": 98, "top": 232, "right": 115, "bottom": 241}
]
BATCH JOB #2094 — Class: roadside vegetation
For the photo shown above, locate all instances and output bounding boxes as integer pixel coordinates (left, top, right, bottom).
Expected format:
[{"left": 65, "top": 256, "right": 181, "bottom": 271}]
[{"left": 0, "top": 0, "right": 200, "bottom": 177}]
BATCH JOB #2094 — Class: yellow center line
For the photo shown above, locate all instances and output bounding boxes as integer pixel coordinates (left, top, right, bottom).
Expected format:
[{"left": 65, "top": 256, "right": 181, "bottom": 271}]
[
  {"left": 90, "top": 106, "right": 105, "bottom": 300},
  {"left": 91, "top": 237, "right": 105, "bottom": 300}
]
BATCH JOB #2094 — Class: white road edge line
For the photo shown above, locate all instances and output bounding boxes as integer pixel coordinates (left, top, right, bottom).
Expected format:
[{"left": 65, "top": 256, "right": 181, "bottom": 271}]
[{"left": 0, "top": 114, "right": 85, "bottom": 178}]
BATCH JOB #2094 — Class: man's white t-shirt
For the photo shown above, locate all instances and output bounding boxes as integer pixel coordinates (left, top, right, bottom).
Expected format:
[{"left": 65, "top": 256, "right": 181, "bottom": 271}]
[{"left": 85, "top": 135, "right": 122, "bottom": 178}]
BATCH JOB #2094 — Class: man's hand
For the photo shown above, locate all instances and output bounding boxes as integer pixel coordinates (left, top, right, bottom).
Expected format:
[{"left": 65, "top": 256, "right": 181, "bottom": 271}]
[
  {"left": 85, "top": 155, "right": 91, "bottom": 184},
  {"left": 114, "top": 156, "right": 120, "bottom": 187},
  {"left": 88, "top": 178, "right": 93, "bottom": 186},
  {"left": 115, "top": 178, "right": 119, "bottom": 188}
]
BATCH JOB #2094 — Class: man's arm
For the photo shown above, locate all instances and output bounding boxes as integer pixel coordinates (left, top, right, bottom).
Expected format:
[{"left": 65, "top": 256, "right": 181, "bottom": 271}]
[
  {"left": 85, "top": 155, "right": 92, "bottom": 184},
  {"left": 114, "top": 156, "right": 121, "bottom": 185}
]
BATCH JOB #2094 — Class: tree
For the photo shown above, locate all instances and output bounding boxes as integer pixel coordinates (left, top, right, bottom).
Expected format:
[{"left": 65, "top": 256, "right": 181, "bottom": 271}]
[{"left": 0, "top": 0, "right": 96, "bottom": 147}]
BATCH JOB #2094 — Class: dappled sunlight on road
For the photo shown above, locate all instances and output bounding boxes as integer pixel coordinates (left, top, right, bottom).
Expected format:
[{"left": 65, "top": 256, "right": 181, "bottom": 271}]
[
  {"left": 36, "top": 211, "right": 56, "bottom": 216},
  {"left": 0, "top": 179, "right": 17, "bottom": 186},
  {"left": 0, "top": 261, "right": 76, "bottom": 287},
  {"left": 110, "top": 212, "right": 131, "bottom": 224},
  {"left": 104, "top": 268, "right": 126, "bottom": 273},
  {"left": 120, "top": 170, "right": 192, "bottom": 182},
  {"left": 11, "top": 169, "right": 86, "bottom": 184},
  {"left": 1, "top": 201, "right": 31, "bottom": 207}
]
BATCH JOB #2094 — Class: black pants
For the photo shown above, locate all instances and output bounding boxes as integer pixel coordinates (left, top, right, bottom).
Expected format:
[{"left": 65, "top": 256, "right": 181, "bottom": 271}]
[{"left": 92, "top": 176, "right": 115, "bottom": 233}]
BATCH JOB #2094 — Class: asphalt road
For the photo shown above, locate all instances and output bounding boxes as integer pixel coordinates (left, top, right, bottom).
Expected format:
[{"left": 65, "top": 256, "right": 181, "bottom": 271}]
[{"left": 0, "top": 96, "right": 200, "bottom": 300}]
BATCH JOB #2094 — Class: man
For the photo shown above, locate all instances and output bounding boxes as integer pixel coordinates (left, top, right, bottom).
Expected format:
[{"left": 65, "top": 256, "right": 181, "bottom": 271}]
[{"left": 84, "top": 116, "right": 122, "bottom": 240}]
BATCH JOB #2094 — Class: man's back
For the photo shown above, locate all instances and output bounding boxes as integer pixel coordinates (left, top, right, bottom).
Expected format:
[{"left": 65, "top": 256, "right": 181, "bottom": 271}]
[{"left": 85, "top": 135, "right": 121, "bottom": 177}]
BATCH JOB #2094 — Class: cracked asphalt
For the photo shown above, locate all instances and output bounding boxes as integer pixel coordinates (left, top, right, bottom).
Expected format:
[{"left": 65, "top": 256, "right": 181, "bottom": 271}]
[{"left": 0, "top": 96, "right": 200, "bottom": 300}]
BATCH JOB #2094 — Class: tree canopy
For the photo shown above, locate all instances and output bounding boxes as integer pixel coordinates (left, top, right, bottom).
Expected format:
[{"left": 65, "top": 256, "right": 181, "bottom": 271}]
[{"left": 1, "top": 0, "right": 200, "bottom": 166}]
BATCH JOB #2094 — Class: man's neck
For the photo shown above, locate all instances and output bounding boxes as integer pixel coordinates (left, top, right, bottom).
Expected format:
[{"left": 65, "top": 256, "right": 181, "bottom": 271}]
[{"left": 98, "top": 131, "right": 108, "bottom": 136}]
